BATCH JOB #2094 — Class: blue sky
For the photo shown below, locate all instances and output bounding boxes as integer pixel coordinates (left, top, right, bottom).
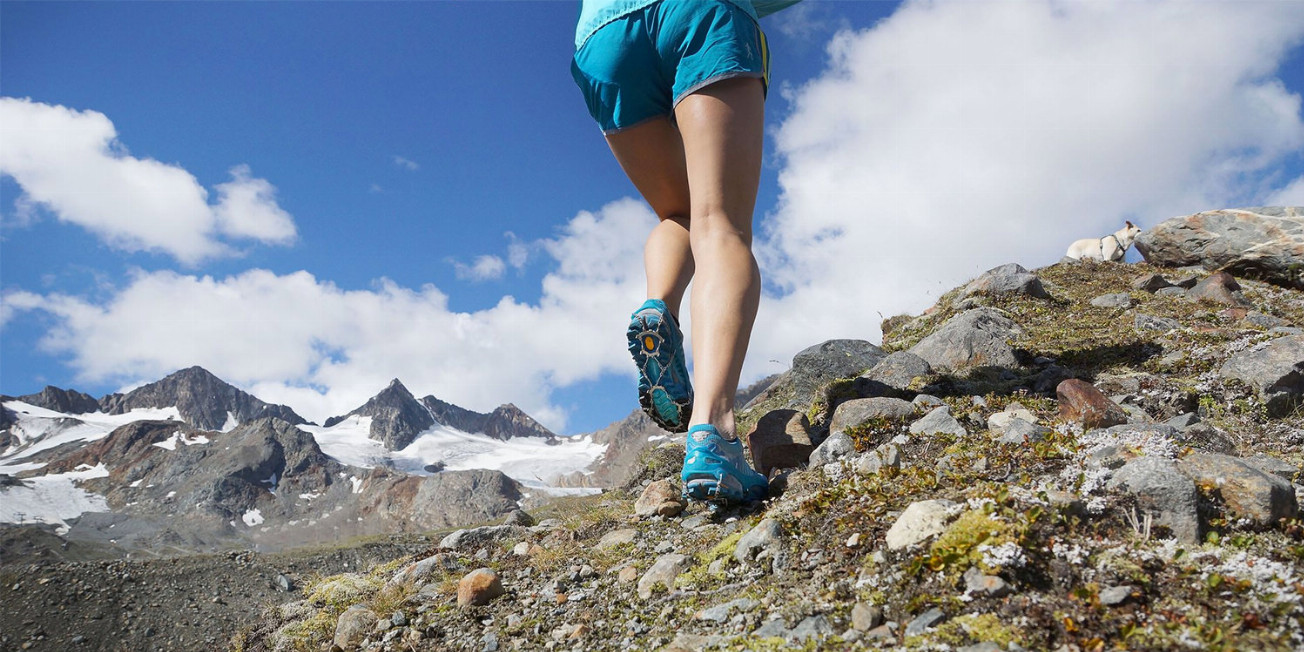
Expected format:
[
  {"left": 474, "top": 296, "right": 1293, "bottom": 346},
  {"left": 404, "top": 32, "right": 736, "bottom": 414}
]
[{"left": 3, "top": 1, "right": 1303, "bottom": 435}]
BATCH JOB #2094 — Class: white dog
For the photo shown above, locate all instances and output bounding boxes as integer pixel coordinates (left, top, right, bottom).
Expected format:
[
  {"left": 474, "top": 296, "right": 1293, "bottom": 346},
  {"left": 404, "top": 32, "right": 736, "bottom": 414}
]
[{"left": 1065, "top": 221, "right": 1142, "bottom": 262}]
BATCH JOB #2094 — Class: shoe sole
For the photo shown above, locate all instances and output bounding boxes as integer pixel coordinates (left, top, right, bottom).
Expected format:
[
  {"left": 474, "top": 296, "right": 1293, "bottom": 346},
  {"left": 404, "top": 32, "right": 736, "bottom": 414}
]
[
  {"left": 628, "top": 311, "right": 691, "bottom": 432},
  {"left": 682, "top": 473, "right": 767, "bottom": 505}
]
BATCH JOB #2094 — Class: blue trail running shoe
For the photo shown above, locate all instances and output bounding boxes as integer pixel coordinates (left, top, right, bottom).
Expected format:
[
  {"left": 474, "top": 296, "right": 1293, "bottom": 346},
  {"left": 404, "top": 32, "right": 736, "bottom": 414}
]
[
  {"left": 681, "top": 424, "right": 769, "bottom": 505},
  {"left": 627, "top": 299, "right": 693, "bottom": 432}
]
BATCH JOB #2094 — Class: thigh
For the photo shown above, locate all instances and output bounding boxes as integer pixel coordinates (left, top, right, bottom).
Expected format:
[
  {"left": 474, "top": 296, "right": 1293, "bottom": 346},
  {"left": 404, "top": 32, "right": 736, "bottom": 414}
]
[
  {"left": 673, "top": 77, "right": 765, "bottom": 240},
  {"left": 604, "top": 117, "right": 692, "bottom": 222}
]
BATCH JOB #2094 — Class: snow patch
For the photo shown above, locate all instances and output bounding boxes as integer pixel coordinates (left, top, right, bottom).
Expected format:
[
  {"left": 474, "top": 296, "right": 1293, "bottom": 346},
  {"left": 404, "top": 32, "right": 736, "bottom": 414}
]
[
  {"left": 0, "top": 463, "right": 111, "bottom": 533},
  {"left": 243, "top": 508, "right": 264, "bottom": 526},
  {"left": 0, "top": 401, "right": 184, "bottom": 468},
  {"left": 152, "top": 430, "right": 211, "bottom": 451},
  {"left": 300, "top": 419, "right": 606, "bottom": 490}
]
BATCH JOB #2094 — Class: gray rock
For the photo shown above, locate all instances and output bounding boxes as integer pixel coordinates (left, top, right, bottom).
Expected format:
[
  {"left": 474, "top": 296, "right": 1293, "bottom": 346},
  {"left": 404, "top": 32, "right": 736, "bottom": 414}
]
[
  {"left": 752, "top": 620, "right": 790, "bottom": 639},
  {"left": 744, "top": 340, "right": 886, "bottom": 411},
  {"left": 962, "top": 263, "right": 1051, "bottom": 300},
  {"left": 439, "top": 525, "right": 525, "bottom": 551},
  {"left": 808, "top": 432, "right": 856, "bottom": 467},
  {"left": 788, "top": 615, "right": 835, "bottom": 642},
  {"left": 1107, "top": 457, "right": 1201, "bottom": 543},
  {"left": 851, "top": 603, "right": 883, "bottom": 631},
  {"left": 987, "top": 405, "right": 1037, "bottom": 434},
  {"left": 913, "top": 394, "right": 945, "bottom": 409},
  {"left": 1090, "top": 293, "right": 1134, "bottom": 308},
  {"left": 334, "top": 605, "right": 378, "bottom": 650},
  {"left": 995, "top": 418, "right": 1050, "bottom": 444},
  {"left": 694, "top": 598, "right": 759, "bottom": 623},
  {"left": 1135, "top": 313, "right": 1181, "bottom": 332},
  {"left": 1132, "top": 274, "right": 1174, "bottom": 293},
  {"left": 1134, "top": 207, "right": 1304, "bottom": 289},
  {"left": 859, "top": 352, "right": 933, "bottom": 392},
  {"left": 963, "top": 566, "right": 1012, "bottom": 598},
  {"left": 595, "top": 528, "right": 639, "bottom": 550},
  {"left": 1246, "top": 312, "right": 1287, "bottom": 329},
  {"left": 1155, "top": 286, "right": 1188, "bottom": 298},
  {"left": 886, "top": 499, "right": 958, "bottom": 550},
  {"left": 854, "top": 444, "right": 901, "bottom": 476},
  {"left": 502, "top": 509, "right": 535, "bottom": 527},
  {"left": 830, "top": 397, "right": 917, "bottom": 436},
  {"left": 908, "top": 308, "right": 1026, "bottom": 373},
  {"left": 909, "top": 406, "right": 967, "bottom": 437},
  {"left": 1243, "top": 454, "right": 1300, "bottom": 482},
  {"left": 904, "top": 608, "right": 947, "bottom": 636},
  {"left": 637, "top": 553, "right": 689, "bottom": 599},
  {"left": 1177, "top": 452, "right": 1297, "bottom": 525},
  {"left": 326, "top": 378, "right": 435, "bottom": 449},
  {"left": 1164, "top": 413, "right": 1200, "bottom": 430},
  {"left": 1099, "top": 585, "right": 1135, "bottom": 606},
  {"left": 734, "top": 518, "right": 786, "bottom": 571},
  {"left": 15, "top": 385, "right": 100, "bottom": 415},
  {"left": 1219, "top": 334, "right": 1304, "bottom": 417}
]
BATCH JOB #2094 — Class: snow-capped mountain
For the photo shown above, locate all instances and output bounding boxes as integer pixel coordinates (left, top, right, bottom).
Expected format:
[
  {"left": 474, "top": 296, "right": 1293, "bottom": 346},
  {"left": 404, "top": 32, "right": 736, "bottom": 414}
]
[{"left": 0, "top": 367, "right": 604, "bottom": 554}]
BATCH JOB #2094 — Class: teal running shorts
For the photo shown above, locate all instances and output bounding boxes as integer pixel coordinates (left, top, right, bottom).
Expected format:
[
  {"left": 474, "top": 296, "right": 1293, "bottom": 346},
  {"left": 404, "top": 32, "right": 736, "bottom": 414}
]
[{"left": 572, "top": 0, "right": 770, "bottom": 134}]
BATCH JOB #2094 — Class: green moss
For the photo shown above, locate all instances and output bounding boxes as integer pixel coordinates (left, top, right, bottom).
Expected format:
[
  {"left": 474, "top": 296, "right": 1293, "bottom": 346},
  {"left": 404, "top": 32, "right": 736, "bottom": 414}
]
[
  {"left": 925, "top": 510, "right": 1019, "bottom": 575},
  {"left": 925, "top": 612, "right": 1024, "bottom": 648},
  {"left": 677, "top": 531, "right": 745, "bottom": 589}
]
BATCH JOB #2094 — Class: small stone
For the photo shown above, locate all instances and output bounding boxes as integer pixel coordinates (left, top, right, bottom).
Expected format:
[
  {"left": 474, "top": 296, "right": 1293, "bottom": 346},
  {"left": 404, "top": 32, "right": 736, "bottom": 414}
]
[
  {"left": 913, "top": 394, "right": 945, "bottom": 409},
  {"left": 1100, "top": 585, "right": 1135, "bottom": 606},
  {"left": 595, "top": 528, "right": 639, "bottom": 550},
  {"left": 865, "top": 624, "right": 895, "bottom": 641},
  {"left": 846, "top": 533, "right": 862, "bottom": 548},
  {"left": 1155, "top": 286, "right": 1188, "bottom": 298},
  {"left": 1057, "top": 379, "right": 1129, "bottom": 429},
  {"left": 854, "top": 443, "right": 901, "bottom": 476},
  {"left": 1243, "top": 454, "right": 1300, "bottom": 482},
  {"left": 275, "top": 574, "right": 293, "bottom": 592},
  {"left": 994, "top": 418, "right": 1050, "bottom": 444},
  {"left": 1135, "top": 313, "right": 1181, "bottom": 332},
  {"left": 904, "top": 608, "right": 946, "bottom": 636},
  {"left": 637, "top": 554, "right": 689, "bottom": 599},
  {"left": 617, "top": 566, "right": 639, "bottom": 584},
  {"left": 390, "top": 611, "right": 407, "bottom": 627},
  {"left": 1164, "top": 412, "right": 1200, "bottom": 429},
  {"left": 963, "top": 566, "right": 1012, "bottom": 598},
  {"left": 789, "top": 615, "right": 835, "bottom": 641},
  {"left": 502, "top": 509, "right": 535, "bottom": 527},
  {"left": 1188, "top": 272, "right": 1252, "bottom": 307},
  {"left": 1177, "top": 452, "right": 1297, "bottom": 525},
  {"left": 1107, "top": 457, "right": 1201, "bottom": 543},
  {"left": 694, "top": 598, "right": 759, "bottom": 623},
  {"left": 635, "top": 479, "right": 685, "bottom": 518},
  {"left": 1132, "top": 273, "right": 1173, "bottom": 292},
  {"left": 987, "top": 406, "right": 1038, "bottom": 434},
  {"left": 1090, "top": 293, "right": 1133, "bottom": 308},
  {"left": 851, "top": 603, "right": 883, "bottom": 631},
  {"left": 333, "top": 605, "right": 378, "bottom": 650},
  {"left": 734, "top": 518, "right": 786, "bottom": 571},
  {"left": 457, "top": 568, "right": 505, "bottom": 607},
  {"left": 808, "top": 432, "right": 855, "bottom": 466},
  {"left": 512, "top": 542, "right": 531, "bottom": 556},
  {"left": 909, "top": 406, "right": 967, "bottom": 437},
  {"left": 885, "top": 499, "right": 958, "bottom": 550}
]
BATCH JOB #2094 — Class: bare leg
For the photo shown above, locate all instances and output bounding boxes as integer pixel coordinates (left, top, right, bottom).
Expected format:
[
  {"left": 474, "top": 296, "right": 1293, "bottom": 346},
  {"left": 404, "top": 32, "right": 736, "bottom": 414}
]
[
  {"left": 675, "top": 77, "right": 765, "bottom": 437},
  {"left": 605, "top": 118, "right": 694, "bottom": 316}
]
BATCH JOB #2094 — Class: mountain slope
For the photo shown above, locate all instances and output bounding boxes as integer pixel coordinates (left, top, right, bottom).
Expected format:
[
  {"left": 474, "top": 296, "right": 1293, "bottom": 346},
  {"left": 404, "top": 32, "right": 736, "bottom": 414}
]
[{"left": 99, "top": 366, "right": 307, "bottom": 430}]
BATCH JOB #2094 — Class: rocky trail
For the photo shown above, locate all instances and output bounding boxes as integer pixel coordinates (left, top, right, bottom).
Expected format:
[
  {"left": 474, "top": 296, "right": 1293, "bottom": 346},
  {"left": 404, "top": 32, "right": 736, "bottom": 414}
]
[{"left": 226, "top": 251, "right": 1303, "bottom": 652}]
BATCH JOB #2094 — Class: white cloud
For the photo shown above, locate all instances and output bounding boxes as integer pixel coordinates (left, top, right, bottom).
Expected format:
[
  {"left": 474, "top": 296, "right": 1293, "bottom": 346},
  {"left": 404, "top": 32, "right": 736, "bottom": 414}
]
[
  {"left": 392, "top": 155, "right": 419, "bottom": 171},
  {"left": 213, "top": 165, "right": 298, "bottom": 244},
  {"left": 4, "top": 198, "right": 656, "bottom": 432},
  {"left": 1265, "top": 176, "right": 1304, "bottom": 205},
  {"left": 0, "top": 97, "right": 297, "bottom": 265},
  {"left": 745, "top": 0, "right": 1304, "bottom": 382},
  {"left": 453, "top": 255, "right": 508, "bottom": 281}
]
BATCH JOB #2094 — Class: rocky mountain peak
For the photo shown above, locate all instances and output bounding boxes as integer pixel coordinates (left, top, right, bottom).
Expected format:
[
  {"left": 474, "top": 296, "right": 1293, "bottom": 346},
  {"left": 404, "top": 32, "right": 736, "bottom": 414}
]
[
  {"left": 482, "top": 403, "right": 556, "bottom": 442},
  {"left": 98, "top": 366, "right": 306, "bottom": 431},
  {"left": 15, "top": 386, "right": 101, "bottom": 415},
  {"left": 327, "top": 379, "right": 434, "bottom": 450}
]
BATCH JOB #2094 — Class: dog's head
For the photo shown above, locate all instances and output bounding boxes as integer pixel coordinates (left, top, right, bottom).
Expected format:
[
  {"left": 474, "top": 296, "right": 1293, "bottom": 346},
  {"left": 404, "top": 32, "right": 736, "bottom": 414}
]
[{"left": 1118, "top": 220, "right": 1142, "bottom": 246}]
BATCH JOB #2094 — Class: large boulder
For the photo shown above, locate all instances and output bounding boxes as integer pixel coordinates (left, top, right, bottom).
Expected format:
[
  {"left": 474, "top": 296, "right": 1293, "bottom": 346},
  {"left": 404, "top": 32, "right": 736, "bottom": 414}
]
[
  {"left": 1133, "top": 207, "right": 1304, "bottom": 289},
  {"left": 744, "top": 410, "right": 815, "bottom": 478},
  {"left": 744, "top": 340, "right": 886, "bottom": 411},
  {"left": 1107, "top": 457, "right": 1201, "bottom": 543},
  {"left": 1219, "top": 334, "right": 1304, "bottom": 417},
  {"left": 908, "top": 308, "right": 1026, "bottom": 373},
  {"left": 961, "top": 263, "right": 1051, "bottom": 300}
]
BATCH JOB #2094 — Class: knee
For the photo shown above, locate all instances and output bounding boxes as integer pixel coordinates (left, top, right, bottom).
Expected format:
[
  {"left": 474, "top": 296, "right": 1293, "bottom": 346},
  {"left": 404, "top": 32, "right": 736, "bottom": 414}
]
[{"left": 690, "top": 209, "right": 753, "bottom": 248}]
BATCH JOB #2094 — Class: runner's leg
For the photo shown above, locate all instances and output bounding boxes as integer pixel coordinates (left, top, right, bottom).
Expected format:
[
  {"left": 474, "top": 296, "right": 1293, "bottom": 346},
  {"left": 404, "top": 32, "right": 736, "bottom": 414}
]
[{"left": 674, "top": 76, "right": 765, "bottom": 437}]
